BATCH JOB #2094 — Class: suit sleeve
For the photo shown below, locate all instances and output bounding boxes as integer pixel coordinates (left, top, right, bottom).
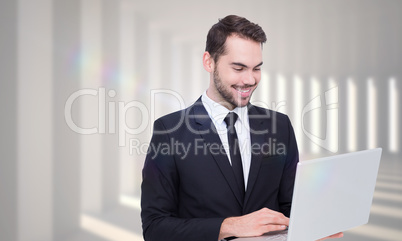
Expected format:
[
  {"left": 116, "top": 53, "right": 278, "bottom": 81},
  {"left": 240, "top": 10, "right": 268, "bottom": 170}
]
[
  {"left": 278, "top": 116, "right": 299, "bottom": 217},
  {"left": 141, "top": 119, "right": 225, "bottom": 241}
]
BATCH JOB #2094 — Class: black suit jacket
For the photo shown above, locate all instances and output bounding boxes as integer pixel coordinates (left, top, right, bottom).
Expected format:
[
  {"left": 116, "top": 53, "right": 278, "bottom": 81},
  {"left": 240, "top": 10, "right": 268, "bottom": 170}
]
[{"left": 141, "top": 97, "right": 299, "bottom": 241}]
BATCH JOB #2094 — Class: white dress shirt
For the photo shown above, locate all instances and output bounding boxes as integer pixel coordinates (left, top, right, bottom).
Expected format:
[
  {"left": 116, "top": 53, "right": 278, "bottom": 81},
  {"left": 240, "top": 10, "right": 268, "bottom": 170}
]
[{"left": 201, "top": 91, "right": 252, "bottom": 190}]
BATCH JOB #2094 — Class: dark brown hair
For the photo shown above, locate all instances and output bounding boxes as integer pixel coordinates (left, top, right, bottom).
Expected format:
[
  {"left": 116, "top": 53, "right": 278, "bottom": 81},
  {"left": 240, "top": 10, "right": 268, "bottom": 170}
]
[{"left": 205, "top": 15, "right": 267, "bottom": 63}]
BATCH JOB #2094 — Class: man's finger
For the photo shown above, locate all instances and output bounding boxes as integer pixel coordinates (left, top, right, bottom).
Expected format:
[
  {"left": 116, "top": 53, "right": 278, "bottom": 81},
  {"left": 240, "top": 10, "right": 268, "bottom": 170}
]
[
  {"left": 259, "top": 208, "right": 289, "bottom": 226},
  {"left": 261, "top": 224, "right": 288, "bottom": 234}
]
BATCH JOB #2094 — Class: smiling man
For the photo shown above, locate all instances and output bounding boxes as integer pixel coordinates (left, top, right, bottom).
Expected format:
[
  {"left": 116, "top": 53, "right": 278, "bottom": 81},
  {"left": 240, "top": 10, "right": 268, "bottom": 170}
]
[{"left": 141, "top": 15, "right": 340, "bottom": 241}]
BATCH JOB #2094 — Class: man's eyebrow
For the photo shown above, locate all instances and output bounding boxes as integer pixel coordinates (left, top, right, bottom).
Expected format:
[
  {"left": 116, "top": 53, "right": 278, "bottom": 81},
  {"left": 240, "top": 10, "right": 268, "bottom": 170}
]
[
  {"left": 254, "top": 61, "right": 264, "bottom": 68},
  {"left": 230, "top": 62, "right": 263, "bottom": 68},
  {"left": 231, "top": 62, "right": 248, "bottom": 68},
  {"left": 255, "top": 62, "right": 263, "bottom": 68}
]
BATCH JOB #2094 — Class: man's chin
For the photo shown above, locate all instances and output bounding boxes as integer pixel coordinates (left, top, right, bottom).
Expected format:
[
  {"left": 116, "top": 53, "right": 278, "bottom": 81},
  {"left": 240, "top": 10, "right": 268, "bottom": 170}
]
[{"left": 234, "top": 99, "right": 250, "bottom": 108}]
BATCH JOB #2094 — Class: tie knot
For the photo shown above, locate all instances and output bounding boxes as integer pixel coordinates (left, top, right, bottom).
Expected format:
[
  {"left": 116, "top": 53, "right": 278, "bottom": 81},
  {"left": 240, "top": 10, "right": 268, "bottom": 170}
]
[{"left": 224, "top": 112, "right": 238, "bottom": 129}]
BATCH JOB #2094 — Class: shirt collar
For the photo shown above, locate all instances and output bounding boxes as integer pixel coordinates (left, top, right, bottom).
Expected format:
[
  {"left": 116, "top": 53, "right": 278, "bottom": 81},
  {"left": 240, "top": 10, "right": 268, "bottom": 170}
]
[{"left": 201, "top": 91, "right": 248, "bottom": 126}]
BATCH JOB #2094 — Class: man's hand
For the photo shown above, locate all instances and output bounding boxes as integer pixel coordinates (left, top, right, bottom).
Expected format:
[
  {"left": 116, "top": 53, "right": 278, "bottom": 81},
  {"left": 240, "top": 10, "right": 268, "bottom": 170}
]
[
  {"left": 317, "top": 232, "right": 344, "bottom": 240},
  {"left": 218, "top": 208, "right": 289, "bottom": 240}
]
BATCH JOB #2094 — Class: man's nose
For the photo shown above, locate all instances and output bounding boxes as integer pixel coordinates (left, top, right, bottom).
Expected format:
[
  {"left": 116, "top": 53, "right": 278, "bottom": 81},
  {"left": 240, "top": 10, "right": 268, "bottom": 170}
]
[{"left": 242, "top": 71, "right": 256, "bottom": 86}]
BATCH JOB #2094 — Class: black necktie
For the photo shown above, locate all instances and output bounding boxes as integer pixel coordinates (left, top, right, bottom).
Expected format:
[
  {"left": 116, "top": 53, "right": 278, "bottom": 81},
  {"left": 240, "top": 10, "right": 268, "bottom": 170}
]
[{"left": 224, "top": 112, "right": 245, "bottom": 200}]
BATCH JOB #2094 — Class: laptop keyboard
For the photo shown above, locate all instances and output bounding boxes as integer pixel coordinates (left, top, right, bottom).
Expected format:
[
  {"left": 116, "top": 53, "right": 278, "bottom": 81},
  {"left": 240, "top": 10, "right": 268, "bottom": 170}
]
[
  {"left": 261, "top": 233, "right": 288, "bottom": 241},
  {"left": 233, "top": 230, "right": 288, "bottom": 241}
]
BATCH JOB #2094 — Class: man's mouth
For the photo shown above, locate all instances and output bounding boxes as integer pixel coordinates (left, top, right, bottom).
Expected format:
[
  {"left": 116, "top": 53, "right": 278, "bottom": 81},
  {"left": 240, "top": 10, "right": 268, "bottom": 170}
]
[
  {"left": 236, "top": 88, "right": 251, "bottom": 93},
  {"left": 234, "top": 86, "right": 253, "bottom": 97}
]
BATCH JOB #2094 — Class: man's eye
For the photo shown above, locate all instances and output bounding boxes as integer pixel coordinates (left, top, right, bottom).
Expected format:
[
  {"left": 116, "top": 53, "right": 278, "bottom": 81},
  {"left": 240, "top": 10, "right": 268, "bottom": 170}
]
[
  {"left": 254, "top": 68, "right": 261, "bottom": 71},
  {"left": 234, "top": 68, "right": 243, "bottom": 71}
]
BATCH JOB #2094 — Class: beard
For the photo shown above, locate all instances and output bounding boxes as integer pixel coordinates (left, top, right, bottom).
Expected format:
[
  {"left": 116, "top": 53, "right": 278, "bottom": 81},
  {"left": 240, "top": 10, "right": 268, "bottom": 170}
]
[{"left": 213, "top": 67, "right": 255, "bottom": 108}]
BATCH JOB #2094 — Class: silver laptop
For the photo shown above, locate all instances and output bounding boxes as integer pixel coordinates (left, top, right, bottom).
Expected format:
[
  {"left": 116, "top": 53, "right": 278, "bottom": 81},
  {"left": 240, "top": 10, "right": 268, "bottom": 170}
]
[{"left": 236, "top": 148, "right": 382, "bottom": 241}]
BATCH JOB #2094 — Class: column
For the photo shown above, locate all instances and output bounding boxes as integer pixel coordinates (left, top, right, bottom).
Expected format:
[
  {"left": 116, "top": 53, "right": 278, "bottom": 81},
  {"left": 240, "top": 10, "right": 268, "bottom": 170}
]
[
  {"left": 191, "top": 45, "right": 208, "bottom": 101},
  {"left": 80, "top": 0, "right": 103, "bottom": 213},
  {"left": 118, "top": 2, "right": 151, "bottom": 199},
  {"left": 325, "top": 1, "right": 342, "bottom": 155},
  {"left": 368, "top": 4, "right": 386, "bottom": 154},
  {"left": 343, "top": 1, "right": 359, "bottom": 154},
  {"left": 119, "top": 0, "right": 136, "bottom": 196},
  {"left": 180, "top": 42, "right": 194, "bottom": 105},
  {"left": 132, "top": 13, "right": 150, "bottom": 197},
  {"left": 387, "top": 2, "right": 401, "bottom": 155},
  {"left": 375, "top": 75, "right": 388, "bottom": 152},
  {"left": 309, "top": 76, "right": 321, "bottom": 154},
  {"left": 325, "top": 77, "right": 339, "bottom": 154},
  {"left": 356, "top": 74, "right": 367, "bottom": 151},
  {"left": 17, "top": 0, "right": 53, "bottom": 240},
  {"left": 275, "top": 73, "right": 287, "bottom": 115},
  {"left": 397, "top": 79, "right": 402, "bottom": 155},
  {"left": 53, "top": 0, "right": 81, "bottom": 238},
  {"left": 337, "top": 76, "right": 349, "bottom": 154},
  {"left": 102, "top": 0, "right": 120, "bottom": 210},
  {"left": 0, "top": 0, "right": 17, "bottom": 240},
  {"left": 292, "top": 74, "right": 304, "bottom": 156}
]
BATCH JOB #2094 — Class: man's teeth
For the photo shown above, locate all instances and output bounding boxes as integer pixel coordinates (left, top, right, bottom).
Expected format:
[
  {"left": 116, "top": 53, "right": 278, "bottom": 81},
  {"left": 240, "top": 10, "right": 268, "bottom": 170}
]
[{"left": 236, "top": 88, "right": 250, "bottom": 93}]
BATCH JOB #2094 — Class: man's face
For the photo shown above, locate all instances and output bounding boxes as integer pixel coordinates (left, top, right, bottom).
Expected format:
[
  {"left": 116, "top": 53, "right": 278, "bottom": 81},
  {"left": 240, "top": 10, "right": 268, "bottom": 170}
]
[{"left": 208, "top": 35, "right": 263, "bottom": 110}]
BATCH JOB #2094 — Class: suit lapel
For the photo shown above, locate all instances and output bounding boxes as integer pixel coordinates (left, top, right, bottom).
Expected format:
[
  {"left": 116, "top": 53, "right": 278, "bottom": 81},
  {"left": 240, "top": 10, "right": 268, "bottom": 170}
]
[{"left": 191, "top": 98, "right": 244, "bottom": 207}]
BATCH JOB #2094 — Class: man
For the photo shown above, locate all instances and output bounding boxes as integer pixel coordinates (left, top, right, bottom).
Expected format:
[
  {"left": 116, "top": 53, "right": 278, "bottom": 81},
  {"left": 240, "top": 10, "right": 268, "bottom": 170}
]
[{"left": 141, "top": 15, "right": 342, "bottom": 241}]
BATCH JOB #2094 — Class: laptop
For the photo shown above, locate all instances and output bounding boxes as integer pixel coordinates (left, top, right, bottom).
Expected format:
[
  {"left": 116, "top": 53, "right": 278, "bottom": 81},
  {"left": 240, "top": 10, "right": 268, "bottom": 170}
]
[{"left": 236, "top": 148, "right": 382, "bottom": 241}]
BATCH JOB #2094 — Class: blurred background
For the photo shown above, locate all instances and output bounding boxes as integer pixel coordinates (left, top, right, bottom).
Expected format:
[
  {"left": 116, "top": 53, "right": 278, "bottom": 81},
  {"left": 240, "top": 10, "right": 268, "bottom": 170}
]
[{"left": 1, "top": 0, "right": 401, "bottom": 240}]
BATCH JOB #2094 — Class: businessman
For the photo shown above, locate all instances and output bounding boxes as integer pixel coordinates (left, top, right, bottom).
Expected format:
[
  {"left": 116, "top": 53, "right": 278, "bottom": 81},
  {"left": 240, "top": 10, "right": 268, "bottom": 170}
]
[{"left": 141, "top": 15, "right": 342, "bottom": 241}]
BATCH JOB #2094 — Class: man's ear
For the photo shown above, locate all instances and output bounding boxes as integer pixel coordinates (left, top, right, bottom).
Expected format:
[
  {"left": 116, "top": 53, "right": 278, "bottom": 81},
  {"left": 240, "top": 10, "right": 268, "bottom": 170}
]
[{"left": 202, "top": 51, "right": 214, "bottom": 73}]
